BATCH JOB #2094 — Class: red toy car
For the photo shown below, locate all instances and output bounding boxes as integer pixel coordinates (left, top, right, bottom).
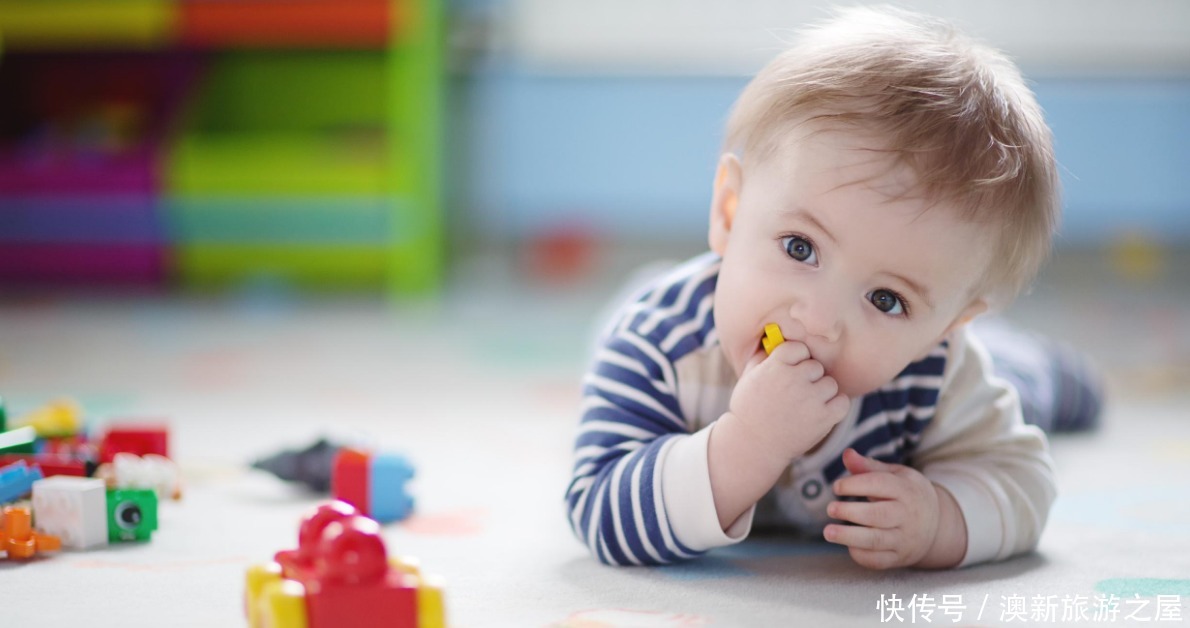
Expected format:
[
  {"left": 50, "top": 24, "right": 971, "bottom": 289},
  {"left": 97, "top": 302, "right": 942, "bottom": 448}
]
[{"left": 245, "top": 501, "right": 445, "bottom": 628}]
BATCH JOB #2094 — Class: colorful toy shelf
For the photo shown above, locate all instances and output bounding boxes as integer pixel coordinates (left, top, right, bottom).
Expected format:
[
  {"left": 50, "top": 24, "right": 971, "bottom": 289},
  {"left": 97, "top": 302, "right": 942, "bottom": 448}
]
[
  {"left": 0, "top": 0, "right": 444, "bottom": 293},
  {"left": 165, "top": 50, "right": 395, "bottom": 288}
]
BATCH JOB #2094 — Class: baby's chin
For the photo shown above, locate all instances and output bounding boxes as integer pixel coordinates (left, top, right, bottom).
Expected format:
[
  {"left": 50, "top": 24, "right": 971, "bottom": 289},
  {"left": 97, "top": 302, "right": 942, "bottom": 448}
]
[{"left": 835, "top": 373, "right": 894, "bottom": 400}]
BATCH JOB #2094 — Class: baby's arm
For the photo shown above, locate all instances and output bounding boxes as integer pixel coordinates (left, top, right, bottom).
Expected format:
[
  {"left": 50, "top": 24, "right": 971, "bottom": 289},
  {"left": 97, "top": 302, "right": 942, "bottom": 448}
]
[
  {"left": 566, "top": 328, "right": 710, "bottom": 566},
  {"left": 906, "top": 327, "right": 1057, "bottom": 567}
]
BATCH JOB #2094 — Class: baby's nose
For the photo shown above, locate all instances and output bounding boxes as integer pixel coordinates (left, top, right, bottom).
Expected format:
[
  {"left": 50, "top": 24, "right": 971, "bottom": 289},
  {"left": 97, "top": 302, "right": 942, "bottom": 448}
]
[{"left": 789, "top": 300, "right": 842, "bottom": 343}]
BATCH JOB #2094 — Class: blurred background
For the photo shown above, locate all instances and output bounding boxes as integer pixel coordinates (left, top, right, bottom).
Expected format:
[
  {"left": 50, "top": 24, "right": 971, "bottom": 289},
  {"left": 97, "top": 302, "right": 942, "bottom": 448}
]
[
  {"left": 0, "top": 0, "right": 1187, "bottom": 297},
  {"left": 1, "top": 0, "right": 1187, "bottom": 397}
]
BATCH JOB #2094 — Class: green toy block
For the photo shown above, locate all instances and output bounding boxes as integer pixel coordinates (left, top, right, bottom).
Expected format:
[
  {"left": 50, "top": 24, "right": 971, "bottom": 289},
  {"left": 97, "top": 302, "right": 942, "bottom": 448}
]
[
  {"left": 0, "top": 426, "right": 36, "bottom": 454},
  {"left": 107, "top": 488, "right": 159, "bottom": 542},
  {"left": 0, "top": 395, "right": 7, "bottom": 433}
]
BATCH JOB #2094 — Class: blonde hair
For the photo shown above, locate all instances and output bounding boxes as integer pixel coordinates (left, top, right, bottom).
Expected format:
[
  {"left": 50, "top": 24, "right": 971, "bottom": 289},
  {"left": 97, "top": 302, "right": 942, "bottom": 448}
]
[{"left": 725, "top": 5, "right": 1059, "bottom": 307}]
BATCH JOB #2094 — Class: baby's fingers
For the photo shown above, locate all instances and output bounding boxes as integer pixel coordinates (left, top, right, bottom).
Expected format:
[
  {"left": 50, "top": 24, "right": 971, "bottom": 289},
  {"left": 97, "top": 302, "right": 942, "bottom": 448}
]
[
  {"left": 827, "top": 500, "right": 902, "bottom": 528},
  {"left": 824, "top": 523, "right": 895, "bottom": 551},
  {"left": 767, "top": 340, "right": 811, "bottom": 366},
  {"left": 833, "top": 472, "right": 902, "bottom": 501}
]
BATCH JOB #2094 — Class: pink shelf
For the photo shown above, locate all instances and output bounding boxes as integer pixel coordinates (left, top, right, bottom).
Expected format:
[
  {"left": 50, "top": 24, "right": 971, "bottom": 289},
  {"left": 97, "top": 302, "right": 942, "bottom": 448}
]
[{"left": 0, "top": 243, "right": 168, "bottom": 284}]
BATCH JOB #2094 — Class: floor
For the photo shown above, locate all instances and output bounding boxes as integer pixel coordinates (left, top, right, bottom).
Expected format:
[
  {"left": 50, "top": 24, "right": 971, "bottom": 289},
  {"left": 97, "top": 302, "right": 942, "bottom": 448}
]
[{"left": 1, "top": 245, "right": 1188, "bottom": 627}]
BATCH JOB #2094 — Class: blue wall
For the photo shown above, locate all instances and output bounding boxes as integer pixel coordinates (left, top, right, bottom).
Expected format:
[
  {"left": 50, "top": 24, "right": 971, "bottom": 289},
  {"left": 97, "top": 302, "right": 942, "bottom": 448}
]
[{"left": 456, "top": 72, "right": 1190, "bottom": 245}]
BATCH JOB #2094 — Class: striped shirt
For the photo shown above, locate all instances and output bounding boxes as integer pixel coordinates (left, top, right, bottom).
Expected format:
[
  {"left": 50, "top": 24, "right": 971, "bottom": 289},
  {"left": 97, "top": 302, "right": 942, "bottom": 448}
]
[{"left": 566, "top": 252, "right": 1056, "bottom": 567}]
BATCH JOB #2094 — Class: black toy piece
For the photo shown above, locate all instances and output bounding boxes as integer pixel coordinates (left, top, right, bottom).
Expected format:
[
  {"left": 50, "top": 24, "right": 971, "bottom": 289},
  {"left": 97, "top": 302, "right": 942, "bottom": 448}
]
[{"left": 251, "top": 438, "right": 344, "bottom": 492}]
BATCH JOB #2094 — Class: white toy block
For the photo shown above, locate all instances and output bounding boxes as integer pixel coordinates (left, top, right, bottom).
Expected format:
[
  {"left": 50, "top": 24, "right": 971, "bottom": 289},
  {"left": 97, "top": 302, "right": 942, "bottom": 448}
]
[
  {"left": 113, "top": 453, "right": 181, "bottom": 500},
  {"left": 31, "top": 476, "right": 108, "bottom": 550}
]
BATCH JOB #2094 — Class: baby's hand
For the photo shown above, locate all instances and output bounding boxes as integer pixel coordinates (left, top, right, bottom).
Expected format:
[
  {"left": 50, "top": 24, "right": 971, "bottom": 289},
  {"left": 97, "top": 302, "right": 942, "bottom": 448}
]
[
  {"left": 728, "top": 335, "right": 851, "bottom": 465},
  {"left": 824, "top": 448, "right": 944, "bottom": 570}
]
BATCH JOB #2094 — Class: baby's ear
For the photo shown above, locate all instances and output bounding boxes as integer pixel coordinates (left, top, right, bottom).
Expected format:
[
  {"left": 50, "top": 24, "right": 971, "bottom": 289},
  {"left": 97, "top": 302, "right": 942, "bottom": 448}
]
[
  {"left": 941, "top": 298, "right": 989, "bottom": 339},
  {"left": 708, "top": 153, "right": 742, "bottom": 255}
]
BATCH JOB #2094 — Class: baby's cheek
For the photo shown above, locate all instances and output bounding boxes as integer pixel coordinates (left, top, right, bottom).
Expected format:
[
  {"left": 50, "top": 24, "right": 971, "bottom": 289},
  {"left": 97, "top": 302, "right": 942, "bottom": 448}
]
[{"left": 834, "top": 356, "right": 899, "bottom": 398}]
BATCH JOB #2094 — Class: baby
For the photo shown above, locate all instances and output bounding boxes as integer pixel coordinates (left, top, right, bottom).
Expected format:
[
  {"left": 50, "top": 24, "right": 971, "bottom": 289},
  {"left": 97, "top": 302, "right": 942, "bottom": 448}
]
[{"left": 566, "top": 6, "right": 1102, "bottom": 570}]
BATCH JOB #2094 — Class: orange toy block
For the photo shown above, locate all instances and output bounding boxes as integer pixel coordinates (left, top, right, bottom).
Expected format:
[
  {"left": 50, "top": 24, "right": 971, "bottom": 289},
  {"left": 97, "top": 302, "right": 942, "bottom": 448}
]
[{"left": 1, "top": 505, "right": 61, "bottom": 560}]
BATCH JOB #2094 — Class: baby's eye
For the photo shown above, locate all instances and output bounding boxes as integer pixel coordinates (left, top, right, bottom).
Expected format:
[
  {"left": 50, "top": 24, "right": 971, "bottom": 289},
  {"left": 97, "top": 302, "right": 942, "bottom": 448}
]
[
  {"left": 868, "top": 289, "right": 905, "bottom": 316},
  {"left": 781, "top": 236, "right": 817, "bottom": 265}
]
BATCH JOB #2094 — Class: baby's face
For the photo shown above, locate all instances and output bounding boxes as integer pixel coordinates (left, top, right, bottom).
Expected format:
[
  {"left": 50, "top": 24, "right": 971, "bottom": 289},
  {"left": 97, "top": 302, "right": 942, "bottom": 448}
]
[{"left": 712, "top": 128, "right": 990, "bottom": 398}]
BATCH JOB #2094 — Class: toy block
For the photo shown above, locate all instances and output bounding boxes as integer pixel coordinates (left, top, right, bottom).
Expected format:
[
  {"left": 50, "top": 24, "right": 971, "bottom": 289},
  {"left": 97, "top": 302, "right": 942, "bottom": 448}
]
[
  {"left": 95, "top": 453, "right": 182, "bottom": 500},
  {"left": 762, "top": 322, "right": 785, "bottom": 356},
  {"left": 331, "top": 447, "right": 370, "bottom": 517},
  {"left": 0, "top": 426, "right": 37, "bottom": 454},
  {"left": 331, "top": 448, "right": 415, "bottom": 524},
  {"left": 99, "top": 422, "right": 169, "bottom": 464},
  {"left": 247, "top": 501, "right": 447, "bottom": 628},
  {"left": 31, "top": 476, "right": 108, "bottom": 550},
  {"left": 106, "top": 488, "right": 158, "bottom": 542},
  {"left": 0, "top": 454, "right": 89, "bottom": 478},
  {"left": 39, "top": 434, "right": 99, "bottom": 465},
  {"left": 1, "top": 504, "right": 61, "bottom": 560},
  {"left": 303, "top": 516, "right": 419, "bottom": 628},
  {"left": 258, "top": 579, "right": 309, "bottom": 628},
  {"left": 252, "top": 437, "right": 343, "bottom": 492},
  {"left": 369, "top": 453, "right": 414, "bottom": 524},
  {"left": 14, "top": 398, "right": 83, "bottom": 438},
  {"left": 274, "top": 501, "right": 359, "bottom": 579},
  {"left": 246, "top": 562, "right": 287, "bottom": 627},
  {"left": 0, "top": 395, "right": 7, "bottom": 432},
  {"left": 388, "top": 556, "right": 446, "bottom": 628},
  {"left": 0, "top": 460, "right": 44, "bottom": 504}
]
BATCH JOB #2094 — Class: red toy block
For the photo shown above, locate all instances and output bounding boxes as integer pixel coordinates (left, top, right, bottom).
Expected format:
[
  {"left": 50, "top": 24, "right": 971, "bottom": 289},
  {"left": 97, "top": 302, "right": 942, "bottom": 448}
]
[
  {"left": 0, "top": 454, "right": 88, "bottom": 478},
  {"left": 331, "top": 448, "right": 370, "bottom": 516},
  {"left": 246, "top": 502, "right": 446, "bottom": 628},
  {"left": 274, "top": 500, "right": 357, "bottom": 581},
  {"left": 40, "top": 434, "right": 97, "bottom": 460},
  {"left": 303, "top": 516, "right": 418, "bottom": 628},
  {"left": 98, "top": 423, "right": 169, "bottom": 464}
]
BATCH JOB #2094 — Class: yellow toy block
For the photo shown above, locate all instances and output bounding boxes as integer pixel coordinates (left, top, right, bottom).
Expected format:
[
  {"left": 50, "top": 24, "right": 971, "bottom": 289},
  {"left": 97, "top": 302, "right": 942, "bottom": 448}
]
[
  {"left": 417, "top": 575, "right": 448, "bottom": 628},
  {"left": 245, "top": 562, "right": 284, "bottom": 628},
  {"left": 15, "top": 399, "right": 82, "bottom": 438},
  {"left": 262, "top": 579, "right": 308, "bottom": 628},
  {"left": 762, "top": 323, "right": 785, "bottom": 356}
]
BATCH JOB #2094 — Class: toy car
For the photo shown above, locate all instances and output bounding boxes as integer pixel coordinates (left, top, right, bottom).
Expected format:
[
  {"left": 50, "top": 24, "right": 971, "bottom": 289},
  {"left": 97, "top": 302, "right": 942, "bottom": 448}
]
[{"left": 244, "top": 501, "right": 445, "bottom": 628}]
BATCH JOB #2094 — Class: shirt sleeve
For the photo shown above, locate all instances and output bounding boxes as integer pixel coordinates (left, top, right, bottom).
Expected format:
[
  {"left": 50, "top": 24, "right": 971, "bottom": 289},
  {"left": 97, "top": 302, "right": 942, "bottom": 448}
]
[
  {"left": 566, "top": 326, "right": 747, "bottom": 565},
  {"left": 913, "top": 326, "right": 1059, "bottom": 568}
]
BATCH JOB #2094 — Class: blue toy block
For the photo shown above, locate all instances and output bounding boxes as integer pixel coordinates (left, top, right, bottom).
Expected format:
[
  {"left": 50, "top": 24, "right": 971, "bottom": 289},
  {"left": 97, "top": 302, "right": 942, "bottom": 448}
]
[
  {"left": 0, "top": 460, "right": 44, "bottom": 504},
  {"left": 368, "top": 453, "right": 415, "bottom": 524}
]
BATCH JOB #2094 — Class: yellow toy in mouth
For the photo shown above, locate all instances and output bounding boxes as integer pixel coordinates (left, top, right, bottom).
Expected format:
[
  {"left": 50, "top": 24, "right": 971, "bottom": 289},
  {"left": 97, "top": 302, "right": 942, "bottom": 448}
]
[{"left": 761, "top": 323, "right": 785, "bottom": 356}]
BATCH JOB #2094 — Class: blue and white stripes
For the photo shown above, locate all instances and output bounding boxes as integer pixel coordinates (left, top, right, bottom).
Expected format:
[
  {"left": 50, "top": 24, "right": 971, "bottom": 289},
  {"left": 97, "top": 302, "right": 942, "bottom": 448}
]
[{"left": 567, "top": 255, "right": 720, "bottom": 565}]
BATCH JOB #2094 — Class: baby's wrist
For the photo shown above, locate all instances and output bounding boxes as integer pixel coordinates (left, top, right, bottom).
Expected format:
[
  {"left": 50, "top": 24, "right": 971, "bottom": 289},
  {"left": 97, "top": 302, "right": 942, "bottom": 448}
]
[
  {"left": 718, "top": 410, "right": 798, "bottom": 470},
  {"left": 915, "top": 483, "right": 968, "bottom": 569}
]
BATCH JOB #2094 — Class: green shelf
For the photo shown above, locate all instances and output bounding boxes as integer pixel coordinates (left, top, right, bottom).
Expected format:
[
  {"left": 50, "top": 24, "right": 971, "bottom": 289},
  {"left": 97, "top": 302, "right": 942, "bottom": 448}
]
[
  {"left": 169, "top": 133, "right": 387, "bottom": 196},
  {"left": 175, "top": 244, "right": 389, "bottom": 289}
]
